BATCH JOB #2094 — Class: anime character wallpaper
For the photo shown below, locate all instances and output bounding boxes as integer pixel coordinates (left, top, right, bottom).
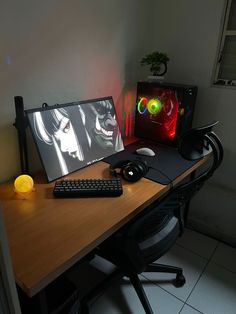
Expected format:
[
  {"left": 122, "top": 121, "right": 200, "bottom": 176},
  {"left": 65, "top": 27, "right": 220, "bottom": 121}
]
[
  {"left": 27, "top": 97, "right": 124, "bottom": 181},
  {"left": 78, "top": 98, "right": 124, "bottom": 157}
]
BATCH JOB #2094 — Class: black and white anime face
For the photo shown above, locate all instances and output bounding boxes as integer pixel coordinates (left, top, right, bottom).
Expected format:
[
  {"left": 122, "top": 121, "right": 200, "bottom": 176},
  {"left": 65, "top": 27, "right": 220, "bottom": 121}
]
[
  {"left": 53, "top": 111, "right": 82, "bottom": 159},
  {"left": 32, "top": 107, "right": 84, "bottom": 177},
  {"left": 33, "top": 108, "right": 84, "bottom": 160},
  {"left": 79, "top": 99, "right": 124, "bottom": 151}
]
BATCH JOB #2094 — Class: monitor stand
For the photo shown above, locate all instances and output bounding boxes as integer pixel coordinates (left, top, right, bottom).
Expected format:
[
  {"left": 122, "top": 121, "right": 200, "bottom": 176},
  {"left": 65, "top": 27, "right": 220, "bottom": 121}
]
[{"left": 13, "top": 96, "right": 29, "bottom": 174}]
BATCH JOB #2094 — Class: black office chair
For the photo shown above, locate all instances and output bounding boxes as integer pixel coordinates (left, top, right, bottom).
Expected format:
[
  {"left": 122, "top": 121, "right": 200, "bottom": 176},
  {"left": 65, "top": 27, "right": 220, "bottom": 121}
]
[{"left": 81, "top": 121, "right": 223, "bottom": 314}]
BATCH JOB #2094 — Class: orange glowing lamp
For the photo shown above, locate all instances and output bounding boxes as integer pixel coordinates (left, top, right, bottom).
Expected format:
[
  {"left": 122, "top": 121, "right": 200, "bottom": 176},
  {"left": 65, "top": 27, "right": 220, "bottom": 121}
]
[{"left": 14, "top": 175, "right": 34, "bottom": 197}]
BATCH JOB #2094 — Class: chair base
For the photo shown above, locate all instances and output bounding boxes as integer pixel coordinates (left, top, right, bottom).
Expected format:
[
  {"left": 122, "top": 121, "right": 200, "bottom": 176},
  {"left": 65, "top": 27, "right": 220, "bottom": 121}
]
[
  {"left": 145, "top": 262, "right": 186, "bottom": 287},
  {"left": 129, "top": 263, "right": 185, "bottom": 314},
  {"left": 81, "top": 261, "right": 185, "bottom": 314}
]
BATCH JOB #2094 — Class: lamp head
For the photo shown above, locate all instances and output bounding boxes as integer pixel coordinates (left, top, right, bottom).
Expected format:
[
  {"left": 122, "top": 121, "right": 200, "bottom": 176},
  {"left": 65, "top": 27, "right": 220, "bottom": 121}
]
[{"left": 14, "top": 175, "right": 34, "bottom": 197}]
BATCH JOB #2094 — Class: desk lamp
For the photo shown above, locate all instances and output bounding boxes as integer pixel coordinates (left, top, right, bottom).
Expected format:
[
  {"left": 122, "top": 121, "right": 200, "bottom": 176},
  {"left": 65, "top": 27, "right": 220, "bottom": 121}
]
[{"left": 14, "top": 175, "right": 34, "bottom": 198}]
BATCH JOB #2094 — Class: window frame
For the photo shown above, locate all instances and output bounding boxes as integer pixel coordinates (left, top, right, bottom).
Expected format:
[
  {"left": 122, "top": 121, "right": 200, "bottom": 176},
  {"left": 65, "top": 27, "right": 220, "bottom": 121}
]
[{"left": 213, "top": 0, "right": 236, "bottom": 87}]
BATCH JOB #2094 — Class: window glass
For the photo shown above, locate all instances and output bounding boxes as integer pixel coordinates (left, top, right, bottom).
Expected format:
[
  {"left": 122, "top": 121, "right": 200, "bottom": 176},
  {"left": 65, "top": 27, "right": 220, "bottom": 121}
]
[
  {"left": 213, "top": 0, "right": 236, "bottom": 86},
  {"left": 227, "top": 0, "right": 236, "bottom": 29},
  {"left": 218, "top": 36, "right": 236, "bottom": 80}
]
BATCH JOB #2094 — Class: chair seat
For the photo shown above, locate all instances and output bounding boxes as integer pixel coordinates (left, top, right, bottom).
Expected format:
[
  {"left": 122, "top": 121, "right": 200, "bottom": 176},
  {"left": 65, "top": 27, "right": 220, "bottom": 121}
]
[{"left": 98, "top": 199, "right": 181, "bottom": 273}]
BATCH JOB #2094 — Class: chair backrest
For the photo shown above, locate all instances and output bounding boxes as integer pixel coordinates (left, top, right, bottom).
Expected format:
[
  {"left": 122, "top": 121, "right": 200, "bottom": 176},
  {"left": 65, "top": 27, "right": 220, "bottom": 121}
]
[
  {"left": 166, "top": 121, "right": 224, "bottom": 233},
  {"left": 178, "top": 121, "right": 223, "bottom": 175},
  {"left": 123, "top": 194, "right": 181, "bottom": 271},
  {"left": 176, "top": 121, "right": 223, "bottom": 198}
]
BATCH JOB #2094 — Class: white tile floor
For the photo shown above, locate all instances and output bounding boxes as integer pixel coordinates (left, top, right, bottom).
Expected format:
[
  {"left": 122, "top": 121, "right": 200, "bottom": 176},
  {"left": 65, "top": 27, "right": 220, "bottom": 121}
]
[{"left": 66, "top": 228, "right": 236, "bottom": 314}]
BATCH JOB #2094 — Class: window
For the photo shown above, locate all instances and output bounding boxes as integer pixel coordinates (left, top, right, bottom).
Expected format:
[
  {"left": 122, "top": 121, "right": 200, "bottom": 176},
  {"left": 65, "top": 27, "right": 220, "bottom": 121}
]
[{"left": 214, "top": 0, "right": 236, "bottom": 87}]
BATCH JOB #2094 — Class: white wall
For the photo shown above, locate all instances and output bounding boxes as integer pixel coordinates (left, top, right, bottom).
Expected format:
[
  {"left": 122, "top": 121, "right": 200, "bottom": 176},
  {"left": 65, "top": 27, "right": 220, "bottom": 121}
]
[
  {"left": 1, "top": 0, "right": 235, "bottom": 245},
  {"left": 144, "top": 0, "right": 236, "bottom": 245},
  {"left": 0, "top": 0, "right": 149, "bottom": 182}
]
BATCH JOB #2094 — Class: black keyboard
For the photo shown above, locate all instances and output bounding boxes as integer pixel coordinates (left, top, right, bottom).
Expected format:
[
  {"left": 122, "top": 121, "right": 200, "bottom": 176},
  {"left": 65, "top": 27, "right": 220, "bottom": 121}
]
[{"left": 53, "top": 178, "right": 123, "bottom": 197}]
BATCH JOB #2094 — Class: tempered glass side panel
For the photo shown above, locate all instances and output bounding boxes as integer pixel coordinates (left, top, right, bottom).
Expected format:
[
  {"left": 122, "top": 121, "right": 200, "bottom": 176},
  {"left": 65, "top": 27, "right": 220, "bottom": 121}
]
[{"left": 135, "top": 82, "right": 197, "bottom": 146}]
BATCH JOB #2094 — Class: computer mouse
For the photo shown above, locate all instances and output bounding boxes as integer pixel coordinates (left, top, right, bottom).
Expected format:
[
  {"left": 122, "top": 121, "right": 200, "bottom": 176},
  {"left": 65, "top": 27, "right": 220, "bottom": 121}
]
[{"left": 135, "top": 147, "right": 156, "bottom": 157}]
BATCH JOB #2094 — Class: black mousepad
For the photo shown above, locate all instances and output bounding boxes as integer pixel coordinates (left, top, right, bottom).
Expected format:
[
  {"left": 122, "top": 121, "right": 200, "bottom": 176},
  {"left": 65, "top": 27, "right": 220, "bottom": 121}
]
[{"left": 103, "top": 139, "right": 199, "bottom": 184}]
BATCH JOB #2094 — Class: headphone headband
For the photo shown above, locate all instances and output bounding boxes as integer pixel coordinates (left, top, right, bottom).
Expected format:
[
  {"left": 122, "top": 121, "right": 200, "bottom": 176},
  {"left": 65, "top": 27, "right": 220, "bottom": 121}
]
[{"left": 109, "top": 160, "right": 131, "bottom": 175}]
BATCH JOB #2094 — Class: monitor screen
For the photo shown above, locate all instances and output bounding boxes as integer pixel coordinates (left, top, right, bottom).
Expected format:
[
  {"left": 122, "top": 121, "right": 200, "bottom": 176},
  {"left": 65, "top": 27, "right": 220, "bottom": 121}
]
[{"left": 26, "top": 96, "right": 124, "bottom": 182}]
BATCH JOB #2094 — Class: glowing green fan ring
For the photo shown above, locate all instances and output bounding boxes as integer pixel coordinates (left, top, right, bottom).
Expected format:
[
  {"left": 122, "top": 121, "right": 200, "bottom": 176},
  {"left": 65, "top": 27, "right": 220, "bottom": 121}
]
[
  {"left": 147, "top": 99, "right": 162, "bottom": 114},
  {"left": 137, "top": 97, "right": 162, "bottom": 115},
  {"left": 137, "top": 97, "right": 148, "bottom": 114}
]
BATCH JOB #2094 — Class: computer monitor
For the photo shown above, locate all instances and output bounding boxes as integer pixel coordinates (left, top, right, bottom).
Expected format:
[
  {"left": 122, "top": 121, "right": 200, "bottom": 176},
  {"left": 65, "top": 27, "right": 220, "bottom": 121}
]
[{"left": 26, "top": 96, "right": 124, "bottom": 182}]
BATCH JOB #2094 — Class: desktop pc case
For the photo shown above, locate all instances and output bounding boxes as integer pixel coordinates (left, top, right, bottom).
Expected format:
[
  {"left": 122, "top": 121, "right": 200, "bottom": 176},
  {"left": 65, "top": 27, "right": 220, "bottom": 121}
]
[{"left": 134, "top": 81, "right": 198, "bottom": 146}]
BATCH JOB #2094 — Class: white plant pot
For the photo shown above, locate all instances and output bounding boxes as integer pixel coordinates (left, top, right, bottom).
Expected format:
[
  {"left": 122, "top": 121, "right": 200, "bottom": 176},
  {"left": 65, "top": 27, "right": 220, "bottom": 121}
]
[{"left": 147, "top": 75, "right": 165, "bottom": 82}]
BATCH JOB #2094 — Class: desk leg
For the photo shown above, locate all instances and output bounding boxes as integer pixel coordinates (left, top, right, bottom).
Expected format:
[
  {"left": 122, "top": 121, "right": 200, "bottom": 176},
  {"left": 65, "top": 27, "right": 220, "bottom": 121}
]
[
  {"left": 81, "top": 268, "right": 123, "bottom": 312},
  {"left": 184, "top": 170, "right": 196, "bottom": 223},
  {"left": 17, "top": 285, "right": 49, "bottom": 314},
  {"left": 37, "top": 290, "right": 49, "bottom": 314}
]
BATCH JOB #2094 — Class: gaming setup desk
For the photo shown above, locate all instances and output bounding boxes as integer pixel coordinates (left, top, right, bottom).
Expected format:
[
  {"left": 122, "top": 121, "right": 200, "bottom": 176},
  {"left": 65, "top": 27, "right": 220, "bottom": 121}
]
[{"left": 0, "top": 84, "right": 212, "bottom": 312}]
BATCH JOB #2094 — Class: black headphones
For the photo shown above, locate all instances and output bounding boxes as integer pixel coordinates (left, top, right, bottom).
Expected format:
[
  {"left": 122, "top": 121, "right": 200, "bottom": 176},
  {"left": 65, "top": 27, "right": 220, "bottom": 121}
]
[{"left": 109, "top": 159, "right": 149, "bottom": 182}]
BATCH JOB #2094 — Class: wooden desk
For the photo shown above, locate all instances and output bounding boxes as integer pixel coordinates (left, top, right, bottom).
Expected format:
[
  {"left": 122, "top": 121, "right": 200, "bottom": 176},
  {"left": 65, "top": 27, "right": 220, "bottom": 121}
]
[{"left": 0, "top": 158, "right": 207, "bottom": 298}]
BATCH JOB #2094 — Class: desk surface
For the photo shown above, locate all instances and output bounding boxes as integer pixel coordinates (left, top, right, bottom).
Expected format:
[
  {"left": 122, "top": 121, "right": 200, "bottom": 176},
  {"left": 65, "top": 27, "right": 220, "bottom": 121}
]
[{"left": 0, "top": 158, "right": 207, "bottom": 297}]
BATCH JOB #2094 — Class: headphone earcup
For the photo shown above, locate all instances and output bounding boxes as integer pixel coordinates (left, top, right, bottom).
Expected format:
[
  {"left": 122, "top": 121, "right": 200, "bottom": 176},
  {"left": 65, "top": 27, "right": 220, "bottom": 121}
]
[
  {"left": 121, "top": 162, "right": 140, "bottom": 182},
  {"left": 122, "top": 159, "right": 149, "bottom": 182},
  {"left": 134, "top": 159, "right": 149, "bottom": 176}
]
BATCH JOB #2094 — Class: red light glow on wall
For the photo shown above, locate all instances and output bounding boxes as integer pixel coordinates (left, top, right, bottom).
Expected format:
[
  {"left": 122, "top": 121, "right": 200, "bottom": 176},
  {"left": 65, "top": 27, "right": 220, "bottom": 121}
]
[{"left": 116, "top": 90, "right": 135, "bottom": 138}]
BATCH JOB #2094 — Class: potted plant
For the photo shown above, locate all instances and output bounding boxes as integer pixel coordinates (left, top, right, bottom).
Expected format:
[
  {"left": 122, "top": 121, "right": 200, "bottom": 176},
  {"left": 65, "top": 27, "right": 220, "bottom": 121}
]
[{"left": 140, "top": 51, "right": 169, "bottom": 78}]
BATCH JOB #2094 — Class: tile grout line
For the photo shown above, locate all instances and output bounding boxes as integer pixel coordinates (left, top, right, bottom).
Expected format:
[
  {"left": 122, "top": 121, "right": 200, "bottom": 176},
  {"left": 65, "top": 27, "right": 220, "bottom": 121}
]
[
  {"left": 140, "top": 238, "right": 216, "bottom": 308},
  {"left": 141, "top": 240, "right": 220, "bottom": 313},
  {"left": 140, "top": 274, "right": 185, "bottom": 302},
  {"left": 177, "top": 237, "right": 236, "bottom": 274},
  {"left": 184, "top": 240, "right": 221, "bottom": 306},
  {"left": 211, "top": 259, "right": 236, "bottom": 275},
  {"left": 177, "top": 240, "right": 220, "bottom": 313},
  {"left": 140, "top": 240, "right": 214, "bottom": 302},
  {"left": 140, "top": 275, "right": 202, "bottom": 313},
  {"left": 175, "top": 242, "right": 212, "bottom": 260},
  {"left": 178, "top": 302, "right": 203, "bottom": 314}
]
